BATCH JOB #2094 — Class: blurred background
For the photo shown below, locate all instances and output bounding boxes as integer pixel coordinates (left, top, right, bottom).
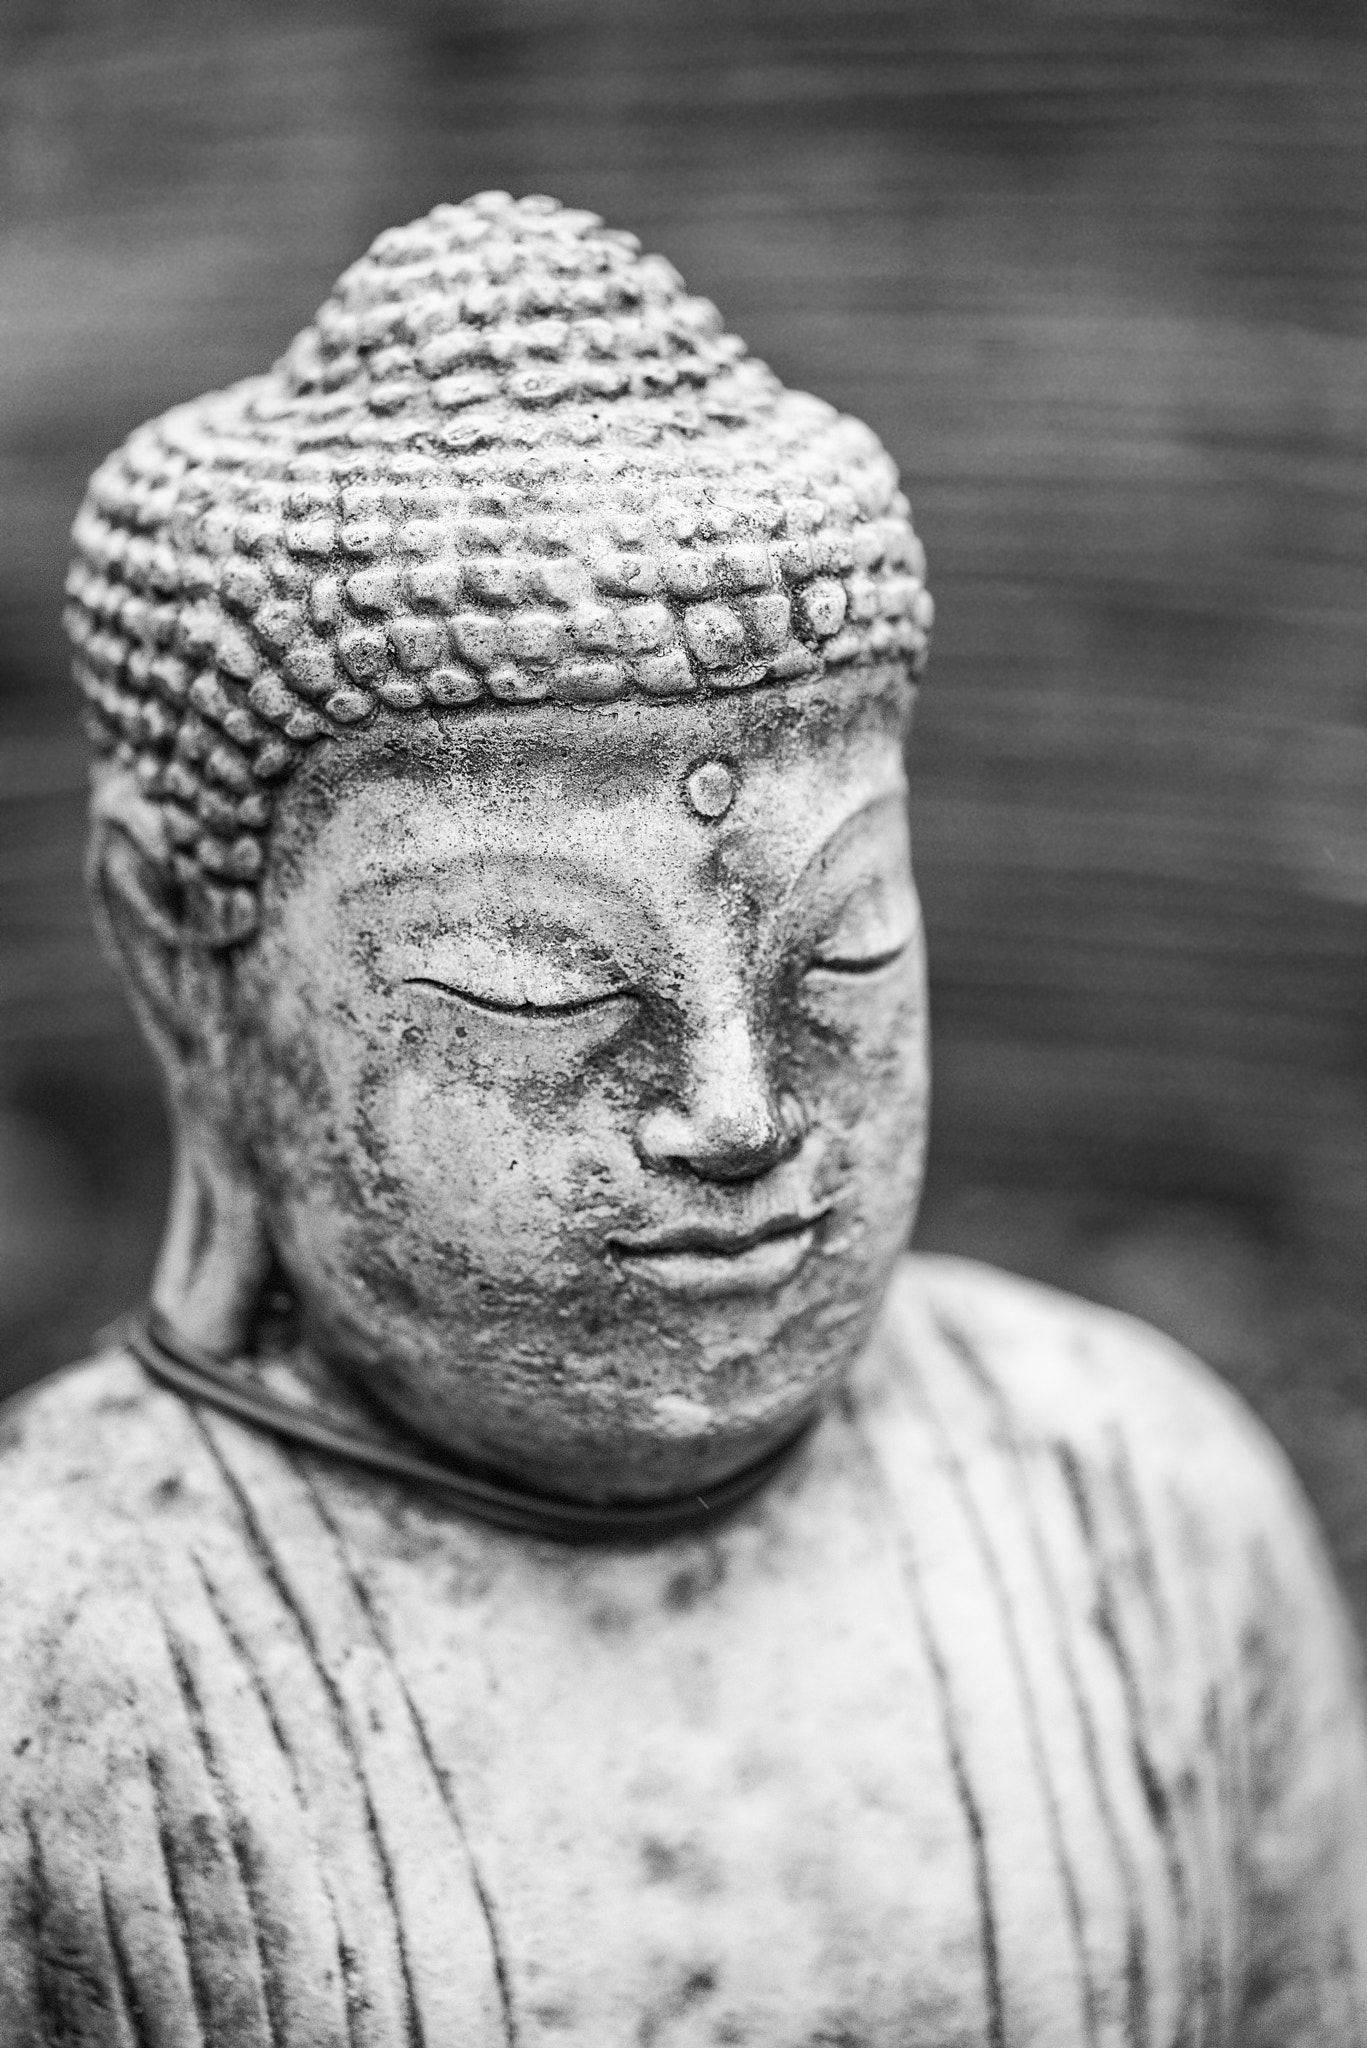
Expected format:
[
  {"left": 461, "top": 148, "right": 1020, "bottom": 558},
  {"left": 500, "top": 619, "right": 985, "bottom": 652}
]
[{"left": 2, "top": 0, "right": 1365, "bottom": 1613}]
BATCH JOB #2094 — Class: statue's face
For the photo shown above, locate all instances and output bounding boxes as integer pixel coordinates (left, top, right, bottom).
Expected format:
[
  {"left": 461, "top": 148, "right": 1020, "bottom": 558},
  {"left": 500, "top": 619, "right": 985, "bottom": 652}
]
[{"left": 233, "top": 671, "right": 928, "bottom": 1500}]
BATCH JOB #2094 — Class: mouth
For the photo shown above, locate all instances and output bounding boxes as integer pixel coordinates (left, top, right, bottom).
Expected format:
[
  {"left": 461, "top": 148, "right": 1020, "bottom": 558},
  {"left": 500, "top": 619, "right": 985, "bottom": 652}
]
[{"left": 607, "top": 1209, "right": 829, "bottom": 1298}]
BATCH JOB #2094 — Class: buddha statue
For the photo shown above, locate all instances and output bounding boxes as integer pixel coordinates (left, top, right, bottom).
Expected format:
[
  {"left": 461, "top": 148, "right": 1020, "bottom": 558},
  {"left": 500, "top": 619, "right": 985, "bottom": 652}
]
[{"left": 2, "top": 192, "right": 1363, "bottom": 2046}]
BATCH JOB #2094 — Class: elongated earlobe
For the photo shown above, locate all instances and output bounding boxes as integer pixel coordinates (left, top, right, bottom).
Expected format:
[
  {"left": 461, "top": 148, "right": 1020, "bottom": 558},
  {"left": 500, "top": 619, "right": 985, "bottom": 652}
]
[
  {"left": 87, "top": 781, "right": 273, "bottom": 1357},
  {"left": 87, "top": 815, "right": 189, "bottom": 1058},
  {"left": 151, "top": 1131, "right": 273, "bottom": 1357}
]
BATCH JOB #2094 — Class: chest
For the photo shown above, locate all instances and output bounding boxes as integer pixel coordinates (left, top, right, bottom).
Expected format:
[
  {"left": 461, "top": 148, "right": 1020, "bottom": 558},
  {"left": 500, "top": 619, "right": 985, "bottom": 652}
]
[
  {"left": 209, "top": 1411, "right": 1244, "bottom": 2048},
  {"left": 14, "top": 1391, "right": 1249, "bottom": 2048}
]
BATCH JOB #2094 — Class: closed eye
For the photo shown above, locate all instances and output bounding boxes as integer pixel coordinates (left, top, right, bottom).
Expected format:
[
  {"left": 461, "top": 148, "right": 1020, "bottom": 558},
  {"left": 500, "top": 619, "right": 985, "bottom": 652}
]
[
  {"left": 403, "top": 976, "right": 633, "bottom": 1018},
  {"left": 808, "top": 940, "right": 909, "bottom": 976}
]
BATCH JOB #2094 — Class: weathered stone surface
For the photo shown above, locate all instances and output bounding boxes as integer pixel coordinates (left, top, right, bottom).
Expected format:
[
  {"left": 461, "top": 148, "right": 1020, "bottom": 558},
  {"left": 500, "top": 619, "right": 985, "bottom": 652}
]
[
  {"left": 2, "top": 1259, "right": 1364, "bottom": 2045},
  {"left": 63, "top": 192, "right": 930, "bottom": 950},
  {"left": 7, "top": 194, "right": 1364, "bottom": 2041}
]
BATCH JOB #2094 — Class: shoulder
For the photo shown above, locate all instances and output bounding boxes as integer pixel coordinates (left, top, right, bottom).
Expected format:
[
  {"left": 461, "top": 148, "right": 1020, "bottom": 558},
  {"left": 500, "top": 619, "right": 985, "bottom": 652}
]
[
  {"left": 0, "top": 1344, "right": 215, "bottom": 1557},
  {"left": 2, "top": 1342, "right": 185, "bottom": 1465},
  {"left": 0, "top": 1347, "right": 238, "bottom": 1701},
  {"left": 867, "top": 1250, "right": 1367, "bottom": 1774},
  {"left": 0, "top": 1353, "right": 367, "bottom": 2042},
  {"left": 873, "top": 1253, "right": 1367, "bottom": 2041},
  {"left": 0, "top": 1345, "right": 318, "bottom": 1745},
  {"left": 876, "top": 1249, "right": 1359, "bottom": 1678},
  {"left": 1, "top": 1345, "right": 180, "bottom": 1531},
  {"left": 881, "top": 1251, "right": 1314, "bottom": 1549}
]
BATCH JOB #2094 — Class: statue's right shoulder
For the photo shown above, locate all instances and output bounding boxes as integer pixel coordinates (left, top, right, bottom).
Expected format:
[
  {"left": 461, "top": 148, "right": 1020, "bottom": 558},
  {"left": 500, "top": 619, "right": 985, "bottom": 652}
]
[
  {"left": 0, "top": 1342, "right": 210, "bottom": 1539},
  {"left": 0, "top": 1348, "right": 369, "bottom": 2046},
  {"left": 0, "top": 1345, "right": 250, "bottom": 1700}
]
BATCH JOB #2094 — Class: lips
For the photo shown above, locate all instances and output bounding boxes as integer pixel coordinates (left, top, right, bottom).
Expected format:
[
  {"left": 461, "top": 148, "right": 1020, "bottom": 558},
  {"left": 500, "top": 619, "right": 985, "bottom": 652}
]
[{"left": 608, "top": 1209, "right": 828, "bottom": 1298}]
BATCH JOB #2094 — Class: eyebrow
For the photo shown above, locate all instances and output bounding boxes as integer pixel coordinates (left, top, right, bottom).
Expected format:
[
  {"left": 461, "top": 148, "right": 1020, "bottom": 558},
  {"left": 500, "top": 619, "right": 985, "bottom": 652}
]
[
  {"left": 775, "top": 786, "right": 912, "bottom": 901},
  {"left": 342, "top": 847, "right": 643, "bottom": 909},
  {"left": 344, "top": 783, "right": 908, "bottom": 907}
]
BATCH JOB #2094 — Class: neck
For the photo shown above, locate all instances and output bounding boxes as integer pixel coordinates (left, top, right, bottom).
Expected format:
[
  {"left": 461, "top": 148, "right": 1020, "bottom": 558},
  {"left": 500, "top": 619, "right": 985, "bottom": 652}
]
[{"left": 132, "top": 1305, "right": 819, "bottom": 1545}]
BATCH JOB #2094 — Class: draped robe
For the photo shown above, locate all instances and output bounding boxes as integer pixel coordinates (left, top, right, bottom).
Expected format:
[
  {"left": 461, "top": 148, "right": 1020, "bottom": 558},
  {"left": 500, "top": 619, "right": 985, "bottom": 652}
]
[{"left": 1, "top": 1255, "right": 1364, "bottom": 2046}]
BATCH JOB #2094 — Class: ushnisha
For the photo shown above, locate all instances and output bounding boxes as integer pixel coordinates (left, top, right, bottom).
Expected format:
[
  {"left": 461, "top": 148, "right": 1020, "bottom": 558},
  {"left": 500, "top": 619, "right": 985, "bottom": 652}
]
[
  {"left": 0, "top": 196, "right": 1361, "bottom": 2046},
  {"left": 65, "top": 189, "right": 930, "bottom": 947}
]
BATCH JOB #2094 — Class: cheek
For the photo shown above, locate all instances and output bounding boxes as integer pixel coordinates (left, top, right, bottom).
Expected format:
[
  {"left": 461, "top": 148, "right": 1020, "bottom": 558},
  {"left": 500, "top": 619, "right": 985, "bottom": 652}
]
[
  {"left": 376, "top": 1065, "right": 637, "bottom": 1276},
  {"left": 791, "top": 960, "right": 929, "bottom": 1156},
  {"left": 244, "top": 977, "right": 646, "bottom": 1287}
]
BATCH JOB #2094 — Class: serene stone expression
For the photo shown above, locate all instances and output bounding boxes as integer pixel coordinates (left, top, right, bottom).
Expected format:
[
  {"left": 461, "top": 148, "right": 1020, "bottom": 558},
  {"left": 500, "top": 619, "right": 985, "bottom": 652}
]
[{"left": 230, "top": 669, "right": 928, "bottom": 1500}]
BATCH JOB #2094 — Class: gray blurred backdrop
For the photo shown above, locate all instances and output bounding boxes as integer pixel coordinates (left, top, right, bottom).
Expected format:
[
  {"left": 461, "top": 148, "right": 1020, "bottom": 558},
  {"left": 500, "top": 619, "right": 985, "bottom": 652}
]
[{"left": 3, "top": 0, "right": 1365, "bottom": 1615}]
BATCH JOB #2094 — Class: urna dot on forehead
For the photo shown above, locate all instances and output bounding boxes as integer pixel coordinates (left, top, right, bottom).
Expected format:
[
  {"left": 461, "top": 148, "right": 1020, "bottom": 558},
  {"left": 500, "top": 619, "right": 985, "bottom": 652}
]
[
  {"left": 685, "top": 759, "right": 736, "bottom": 820},
  {"left": 64, "top": 191, "right": 933, "bottom": 946}
]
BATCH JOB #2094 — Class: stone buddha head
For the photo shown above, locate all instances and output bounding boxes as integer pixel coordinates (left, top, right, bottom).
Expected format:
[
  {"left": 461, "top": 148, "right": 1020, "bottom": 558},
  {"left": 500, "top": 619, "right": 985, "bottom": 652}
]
[{"left": 65, "top": 193, "right": 934, "bottom": 1504}]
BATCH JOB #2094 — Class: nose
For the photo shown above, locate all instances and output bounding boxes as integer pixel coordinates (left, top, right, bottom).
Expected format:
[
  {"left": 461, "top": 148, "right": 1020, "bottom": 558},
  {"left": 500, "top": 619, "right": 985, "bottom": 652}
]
[{"left": 636, "top": 1011, "right": 804, "bottom": 1183}]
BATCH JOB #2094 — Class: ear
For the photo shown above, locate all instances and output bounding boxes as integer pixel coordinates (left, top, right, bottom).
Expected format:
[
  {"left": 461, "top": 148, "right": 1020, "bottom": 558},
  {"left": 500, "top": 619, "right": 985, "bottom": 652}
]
[
  {"left": 85, "top": 759, "right": 217, "bottom": 1060},
  {"left": 87, "top": 810, "right": 191, "bottom": 1061},
  {"left": 151, "top": 1131, "right": 275, "bottom": 1358},
  {"left": 86, "top": 765, "right": 274, "bottom": 1357}
]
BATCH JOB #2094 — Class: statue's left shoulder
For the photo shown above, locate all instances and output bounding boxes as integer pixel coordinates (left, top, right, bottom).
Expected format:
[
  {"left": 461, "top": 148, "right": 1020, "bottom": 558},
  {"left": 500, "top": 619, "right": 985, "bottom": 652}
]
[
  {"left": 876, "top": 1251, "right": 1367, "bottom": 2044},
  {"left": 885, "top": 1250, "right": 1308, "bottom": 1528}
]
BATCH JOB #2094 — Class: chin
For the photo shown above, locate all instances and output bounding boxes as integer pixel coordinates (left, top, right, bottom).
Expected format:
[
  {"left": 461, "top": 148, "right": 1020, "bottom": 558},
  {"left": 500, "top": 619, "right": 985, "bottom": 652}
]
[
  {"left": 306, "top": 1253, "right": 884, "bottom": 1504},
  {"left": 289, "top": 1168, "right": 915, "bottom": 1500}
]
